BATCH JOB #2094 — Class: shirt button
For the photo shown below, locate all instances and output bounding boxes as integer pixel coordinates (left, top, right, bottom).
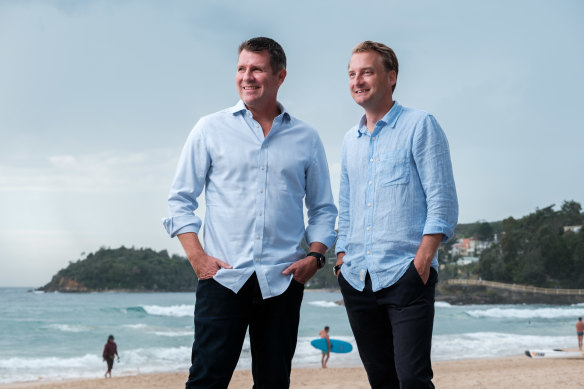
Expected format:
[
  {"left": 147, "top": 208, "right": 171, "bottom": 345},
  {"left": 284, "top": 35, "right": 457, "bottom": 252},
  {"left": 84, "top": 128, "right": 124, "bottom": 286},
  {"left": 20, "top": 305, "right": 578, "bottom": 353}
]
[
  {"left": 260, "top": 166, "right": 265, "bottom": 170},
  {"left": 258, "top": 211, "right": 263, "bottom": 216},
  {"left": 255, "top": 258, "right": 259, "bottom": 262},
  {"left": 259, "top": 189, "right": 264, "bottom": 193},
  {"left": 367, "top": 203, "right": 372, "bottom": 207},
  {"left": 366, "top": 251, "right": 371, "bottom": 255},
  {"left": 366, "top": 226, "right": 370, "bottom": 231},
  {"left": 372, "top": 137, "right": 376, "bottom": 140},
  {"left": 369, "top": 180, "right": 373, "bottom": 185},
  {"left": 370, "top": 158, "right": 374, "bottom": 162}
]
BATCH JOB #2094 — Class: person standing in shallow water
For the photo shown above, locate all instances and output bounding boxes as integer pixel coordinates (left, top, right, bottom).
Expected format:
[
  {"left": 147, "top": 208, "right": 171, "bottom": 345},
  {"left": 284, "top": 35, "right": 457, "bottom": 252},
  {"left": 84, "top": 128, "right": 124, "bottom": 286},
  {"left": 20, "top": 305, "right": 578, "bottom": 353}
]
[
  {"left": 576, "top": 317, "right": 584, "bottom": 350},
  {"left": 102, "top": 334, "right": 119, "bottom": 378}
]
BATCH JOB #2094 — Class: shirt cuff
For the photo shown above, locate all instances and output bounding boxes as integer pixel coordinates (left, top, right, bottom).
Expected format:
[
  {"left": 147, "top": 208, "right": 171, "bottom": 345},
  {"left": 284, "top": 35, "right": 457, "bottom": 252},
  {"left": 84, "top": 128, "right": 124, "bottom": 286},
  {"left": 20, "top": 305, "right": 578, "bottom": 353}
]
[
  {"left": 305, "top": 225, "right": 337, "bottom": 250},
  {"left": 335, "top": 239, "right": 346, "bottom": 255},
  {"left": 162, "top": 215, "right": 202, "bottom": 238},
  {"left": 423, "top": 218, "right": 455, "bottom": 242}
]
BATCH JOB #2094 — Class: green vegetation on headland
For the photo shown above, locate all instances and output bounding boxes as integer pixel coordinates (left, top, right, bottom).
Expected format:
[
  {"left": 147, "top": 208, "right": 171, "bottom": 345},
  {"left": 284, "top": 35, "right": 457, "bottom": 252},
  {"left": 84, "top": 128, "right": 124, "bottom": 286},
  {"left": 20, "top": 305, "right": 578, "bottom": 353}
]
[
  {"left": 39, "top": 200, "right": 584, "bottom": 298},
  {"left": 437, "top": 200, "right": 584, "bottom": 304},
  {"left": 37, "top": 244, "right": 339, "bottom": 293},
  {"left": 477, "top": 200, "right": 584, "bottom": 288},
  {"left": 38, "top": 247, "right": 197, "bottom": 292}
]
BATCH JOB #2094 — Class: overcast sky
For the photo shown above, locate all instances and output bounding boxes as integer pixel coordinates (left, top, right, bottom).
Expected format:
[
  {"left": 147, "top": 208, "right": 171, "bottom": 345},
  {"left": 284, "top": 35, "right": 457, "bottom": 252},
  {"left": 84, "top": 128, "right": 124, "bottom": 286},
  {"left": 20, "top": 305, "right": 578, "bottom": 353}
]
[{"left": 1, "top": 0, "right": 583, "bottom": 287}]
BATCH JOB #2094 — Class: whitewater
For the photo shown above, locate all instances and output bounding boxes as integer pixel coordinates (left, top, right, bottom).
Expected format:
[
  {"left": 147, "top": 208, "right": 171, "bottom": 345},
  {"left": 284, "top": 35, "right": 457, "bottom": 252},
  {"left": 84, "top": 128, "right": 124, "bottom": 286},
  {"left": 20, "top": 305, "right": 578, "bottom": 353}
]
[{"left": 1, "top": 287, "right": 582, "bottom": 384}]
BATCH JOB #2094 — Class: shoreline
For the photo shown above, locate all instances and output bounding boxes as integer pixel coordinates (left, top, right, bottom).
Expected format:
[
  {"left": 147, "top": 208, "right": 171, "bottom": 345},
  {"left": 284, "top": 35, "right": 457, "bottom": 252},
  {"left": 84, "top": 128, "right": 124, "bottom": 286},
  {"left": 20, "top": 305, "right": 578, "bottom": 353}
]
[{"left": 2, "top": 354, "right": 583, "bottom": 389}]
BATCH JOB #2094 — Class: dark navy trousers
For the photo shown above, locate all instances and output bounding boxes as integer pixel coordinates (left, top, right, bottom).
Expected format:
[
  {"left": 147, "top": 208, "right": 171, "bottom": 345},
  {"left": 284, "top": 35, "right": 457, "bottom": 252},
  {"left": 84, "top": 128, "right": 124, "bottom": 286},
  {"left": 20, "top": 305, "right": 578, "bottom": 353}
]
[
  {"left": 186, "top": 273, "right": 304, "bottom": 389},
  {"left": 339, "top": 260, "right": 437, "bottom": 389}
]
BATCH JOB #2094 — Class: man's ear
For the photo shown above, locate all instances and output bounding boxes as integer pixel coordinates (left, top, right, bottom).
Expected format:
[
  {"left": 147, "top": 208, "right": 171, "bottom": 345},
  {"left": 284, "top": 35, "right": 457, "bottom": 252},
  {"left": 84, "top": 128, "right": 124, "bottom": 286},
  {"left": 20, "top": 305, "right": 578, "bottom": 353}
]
[
  {"left": 277, "top": 68, "right": 287, "bottom": 87},
  {"left": 387, "top": 70, "right": 397, "bottom": 90}
]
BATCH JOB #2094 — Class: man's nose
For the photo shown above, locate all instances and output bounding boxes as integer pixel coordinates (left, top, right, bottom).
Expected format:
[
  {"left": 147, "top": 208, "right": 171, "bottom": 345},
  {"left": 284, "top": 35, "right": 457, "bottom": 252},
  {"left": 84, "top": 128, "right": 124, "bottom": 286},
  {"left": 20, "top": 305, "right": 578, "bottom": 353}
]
[{"left": 243, "top": 69, "right": 254, "bottom": 81}]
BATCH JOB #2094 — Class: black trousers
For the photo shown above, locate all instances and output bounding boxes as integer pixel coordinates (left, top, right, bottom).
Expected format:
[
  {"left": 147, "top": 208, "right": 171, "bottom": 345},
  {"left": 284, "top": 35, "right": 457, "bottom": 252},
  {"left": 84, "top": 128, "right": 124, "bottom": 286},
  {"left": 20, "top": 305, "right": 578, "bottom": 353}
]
[
  {"left": 339, "top": 260, "right": 437, "bottom": 389},
  {"left": 186, "top": 273, "right": 304, "bottom": 389}
]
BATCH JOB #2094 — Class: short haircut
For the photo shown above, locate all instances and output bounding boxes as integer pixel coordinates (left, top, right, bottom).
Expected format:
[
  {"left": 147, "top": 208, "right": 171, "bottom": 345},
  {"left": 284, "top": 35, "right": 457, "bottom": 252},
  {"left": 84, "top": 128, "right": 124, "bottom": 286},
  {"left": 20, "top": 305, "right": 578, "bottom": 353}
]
[
  {"left": 238, "top": 37, "right": 286, "bottom": 74},
  {"left": 324, "top": 326, "right": 330, "bottom": 331},
  {"left": 352, "top": 41, "right": 399, "bottom": 92}
]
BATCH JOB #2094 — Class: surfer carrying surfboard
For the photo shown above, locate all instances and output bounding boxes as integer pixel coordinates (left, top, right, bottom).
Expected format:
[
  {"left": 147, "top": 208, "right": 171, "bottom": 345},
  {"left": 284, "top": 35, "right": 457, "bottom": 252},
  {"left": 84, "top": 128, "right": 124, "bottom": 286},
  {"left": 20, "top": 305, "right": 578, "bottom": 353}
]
[
  {"left": 335, "top": 41, "right": 458, "bottom": 388},
  {"left": 318, "top": 326, "right": 331, "bottom": 368}
]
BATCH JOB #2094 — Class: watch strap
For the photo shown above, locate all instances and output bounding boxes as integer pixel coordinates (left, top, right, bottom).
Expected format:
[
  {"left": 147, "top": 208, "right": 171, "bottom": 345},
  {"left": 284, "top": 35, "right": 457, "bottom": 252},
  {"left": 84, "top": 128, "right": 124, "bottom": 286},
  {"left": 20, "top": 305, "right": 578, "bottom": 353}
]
[{"left": 307, "top": 252, "right": 326, "bottom": 269}]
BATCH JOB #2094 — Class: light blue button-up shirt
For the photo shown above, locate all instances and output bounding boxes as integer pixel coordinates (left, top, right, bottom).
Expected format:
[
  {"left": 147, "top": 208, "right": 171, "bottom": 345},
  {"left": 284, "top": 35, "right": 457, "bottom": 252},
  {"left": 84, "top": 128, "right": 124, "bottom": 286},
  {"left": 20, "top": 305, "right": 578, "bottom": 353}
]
[
  {"left": 163, "top": 100, "right": 337, "bottom": 299},
  {"left": 336, "top": 102, "right": 458, "bottom": 292}
]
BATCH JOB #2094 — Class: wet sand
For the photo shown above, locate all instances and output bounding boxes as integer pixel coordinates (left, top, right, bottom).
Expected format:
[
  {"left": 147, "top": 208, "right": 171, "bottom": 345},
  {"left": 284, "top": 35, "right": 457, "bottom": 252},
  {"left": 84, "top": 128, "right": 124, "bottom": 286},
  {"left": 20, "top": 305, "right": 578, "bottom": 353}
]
[{"left": 2, "top": 354, "right": 583, "bottom": 389}]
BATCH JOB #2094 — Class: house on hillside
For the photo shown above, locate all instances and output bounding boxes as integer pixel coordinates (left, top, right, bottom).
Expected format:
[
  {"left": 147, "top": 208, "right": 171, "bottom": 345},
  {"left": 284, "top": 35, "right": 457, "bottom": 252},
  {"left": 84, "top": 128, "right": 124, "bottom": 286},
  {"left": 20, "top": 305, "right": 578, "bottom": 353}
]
[{"left": 451, "top": 237, "right": 493, "bottom": 257}]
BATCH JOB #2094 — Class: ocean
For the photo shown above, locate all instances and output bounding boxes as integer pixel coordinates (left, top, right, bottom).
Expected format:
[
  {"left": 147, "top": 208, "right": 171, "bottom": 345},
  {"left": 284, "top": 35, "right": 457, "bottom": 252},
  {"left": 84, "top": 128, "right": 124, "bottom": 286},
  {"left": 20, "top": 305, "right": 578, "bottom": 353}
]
[{"left": 0, "top": 287, "right": 583, "bottom": 384}]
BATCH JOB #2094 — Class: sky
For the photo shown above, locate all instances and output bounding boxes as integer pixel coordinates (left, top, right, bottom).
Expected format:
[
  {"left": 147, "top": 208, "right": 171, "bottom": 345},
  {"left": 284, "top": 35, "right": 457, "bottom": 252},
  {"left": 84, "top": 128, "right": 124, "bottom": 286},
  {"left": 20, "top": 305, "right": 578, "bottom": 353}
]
[{"left": 1, "top": 0, "right": 583, "bottom": 287}]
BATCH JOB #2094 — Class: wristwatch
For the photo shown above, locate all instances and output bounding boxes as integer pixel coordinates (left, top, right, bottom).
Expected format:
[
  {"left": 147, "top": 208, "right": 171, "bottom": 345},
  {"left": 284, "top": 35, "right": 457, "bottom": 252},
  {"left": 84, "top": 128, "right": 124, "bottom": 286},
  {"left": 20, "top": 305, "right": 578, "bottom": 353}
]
[
  {"left": 333, "top": 264, "right": 342, "bottom": 276},
  {"left": 307, "top": 252, "right": 326, "bottom": 269}
]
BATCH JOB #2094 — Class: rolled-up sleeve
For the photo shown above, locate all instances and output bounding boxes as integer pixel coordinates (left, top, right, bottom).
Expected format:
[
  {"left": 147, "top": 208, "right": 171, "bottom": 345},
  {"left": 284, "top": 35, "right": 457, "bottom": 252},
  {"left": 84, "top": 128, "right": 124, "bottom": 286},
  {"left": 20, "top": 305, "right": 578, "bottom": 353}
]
[
  {"left": 304, "top": 135, "right": 338, "bottom": 248},
  {"left": 335, "top": 139, "right": 350, "bottom": 254},
  {"left": 413, "top": 115, "right": 458, "bottom": 241},
  {"left": 162, "top": 119, "right": 210, "bottom": 238}
]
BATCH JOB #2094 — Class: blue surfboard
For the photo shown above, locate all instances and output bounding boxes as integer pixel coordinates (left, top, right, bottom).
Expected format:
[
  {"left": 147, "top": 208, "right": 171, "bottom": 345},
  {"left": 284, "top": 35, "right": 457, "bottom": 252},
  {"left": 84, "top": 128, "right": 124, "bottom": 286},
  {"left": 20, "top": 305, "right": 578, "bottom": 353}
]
[{"left": 310, "top": 338, "right": 353, "bottom": 353}]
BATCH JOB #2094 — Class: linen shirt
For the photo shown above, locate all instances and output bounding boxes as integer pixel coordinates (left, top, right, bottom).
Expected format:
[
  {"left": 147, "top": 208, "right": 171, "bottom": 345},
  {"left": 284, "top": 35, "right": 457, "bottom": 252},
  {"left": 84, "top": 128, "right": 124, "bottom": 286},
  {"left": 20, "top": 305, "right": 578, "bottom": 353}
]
[
  {"left": 163, "top": 100, "right": 337, "bottom": 299},
  {"left": 336, "top": 102, "right": 458, "bottom": 292}
]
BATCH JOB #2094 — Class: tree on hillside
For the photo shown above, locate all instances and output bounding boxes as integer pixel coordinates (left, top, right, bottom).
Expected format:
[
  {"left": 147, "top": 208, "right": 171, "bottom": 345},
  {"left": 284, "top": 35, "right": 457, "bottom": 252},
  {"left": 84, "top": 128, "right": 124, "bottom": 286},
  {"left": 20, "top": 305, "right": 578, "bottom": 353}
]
[
  {"left": 476, "top": 222, "right": 495, "bottom": 242},
  {"left": 477, "top": 201, "right": 584, "bottom": 288},
  {"left": 560, "top": 200, "right": 583, "bottom": 226}
]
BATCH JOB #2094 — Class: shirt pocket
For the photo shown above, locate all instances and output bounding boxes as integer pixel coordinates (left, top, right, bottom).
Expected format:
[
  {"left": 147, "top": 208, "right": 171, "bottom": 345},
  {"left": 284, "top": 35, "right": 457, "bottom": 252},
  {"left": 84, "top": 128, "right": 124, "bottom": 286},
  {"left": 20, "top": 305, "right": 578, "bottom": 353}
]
[{"left": 378, "top": 149, "right": 410, "bottom": 186}]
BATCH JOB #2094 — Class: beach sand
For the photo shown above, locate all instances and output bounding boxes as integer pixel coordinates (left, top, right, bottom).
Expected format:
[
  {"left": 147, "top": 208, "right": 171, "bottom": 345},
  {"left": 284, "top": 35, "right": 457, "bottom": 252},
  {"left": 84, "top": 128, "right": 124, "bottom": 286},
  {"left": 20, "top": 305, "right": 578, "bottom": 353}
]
[{"left": 2, "top": 354, "right": 583, "bottom": 389}]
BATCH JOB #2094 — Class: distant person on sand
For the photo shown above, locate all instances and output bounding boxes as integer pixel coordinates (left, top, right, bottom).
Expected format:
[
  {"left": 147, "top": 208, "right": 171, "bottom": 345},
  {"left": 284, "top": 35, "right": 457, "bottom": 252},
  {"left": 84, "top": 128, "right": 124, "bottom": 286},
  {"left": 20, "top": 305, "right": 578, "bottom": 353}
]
[
  {"left": 163, "top": 37, "right": 337, "bottom": 389},
  {"left": 335, "top": 41, "right": 458, "bottom": 388},
  {"left": 576, "top": 317, "right": 584, "bottom": 350},
  {"left": 319, "top": 326, "right": 331, "bottom": 368},
  {"left": 102, "top": 334, "right": 119, "bottom": 378}
]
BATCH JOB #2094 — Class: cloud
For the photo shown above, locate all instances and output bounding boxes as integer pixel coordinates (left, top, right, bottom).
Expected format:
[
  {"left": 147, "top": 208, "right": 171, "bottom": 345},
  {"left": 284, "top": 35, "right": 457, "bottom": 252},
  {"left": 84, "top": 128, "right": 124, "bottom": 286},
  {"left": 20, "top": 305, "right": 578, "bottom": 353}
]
[{"left": 1, "top": 149, "right": 177, "bottom": 193}]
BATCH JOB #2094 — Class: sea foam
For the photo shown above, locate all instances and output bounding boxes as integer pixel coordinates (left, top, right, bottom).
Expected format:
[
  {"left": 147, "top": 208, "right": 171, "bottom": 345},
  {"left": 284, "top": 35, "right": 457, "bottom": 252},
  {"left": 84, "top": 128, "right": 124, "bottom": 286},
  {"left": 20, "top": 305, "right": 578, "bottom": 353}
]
[
  {"left": 465, "top": 306, "right": 584, "bottom": 319},
  {"left": 141, "top": 304, "right": 193, "bottom": 317},
  {"left": 307, "top": 300, "right": 340, "bottom": 308}
]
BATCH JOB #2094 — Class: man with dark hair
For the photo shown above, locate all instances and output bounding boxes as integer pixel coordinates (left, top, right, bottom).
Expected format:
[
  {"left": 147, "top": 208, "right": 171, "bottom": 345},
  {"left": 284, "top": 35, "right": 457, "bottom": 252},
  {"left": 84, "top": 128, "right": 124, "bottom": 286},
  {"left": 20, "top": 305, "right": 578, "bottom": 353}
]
[
  {"left": 335, "top": 41, "right": 458, "bottom": 388},
  {"left": 238, "top": 36, "right": 287, "bottom": 73},
  {"left": 163, "top": 37, "right": 337, "bottom": 389}
]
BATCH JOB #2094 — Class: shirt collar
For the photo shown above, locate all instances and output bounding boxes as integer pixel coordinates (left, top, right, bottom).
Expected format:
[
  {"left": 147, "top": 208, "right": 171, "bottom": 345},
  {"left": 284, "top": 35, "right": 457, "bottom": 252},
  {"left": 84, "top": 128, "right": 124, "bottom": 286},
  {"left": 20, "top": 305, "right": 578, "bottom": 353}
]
[
  {"left": 230, "top": 100, "right": 290, "bottom": 121},
  {"left": 356, "top": 101, "right": 402, "bottom": 138}
]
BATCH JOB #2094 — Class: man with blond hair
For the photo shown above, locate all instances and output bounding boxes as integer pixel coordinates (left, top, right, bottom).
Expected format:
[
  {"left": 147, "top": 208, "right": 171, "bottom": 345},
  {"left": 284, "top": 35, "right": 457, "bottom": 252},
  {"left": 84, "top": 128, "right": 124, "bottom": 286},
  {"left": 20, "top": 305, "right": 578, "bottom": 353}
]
[{"left": 334, "top": 41, "right": 458, "bottom": 388}]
